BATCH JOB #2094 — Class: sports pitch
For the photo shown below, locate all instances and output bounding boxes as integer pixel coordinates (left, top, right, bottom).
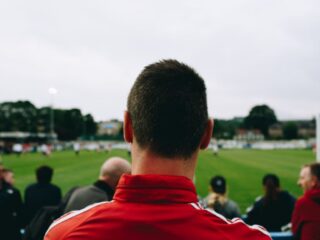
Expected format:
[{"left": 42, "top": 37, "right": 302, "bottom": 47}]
[{"left": 1, "top": 149, "right": 314, "bottom": 213}]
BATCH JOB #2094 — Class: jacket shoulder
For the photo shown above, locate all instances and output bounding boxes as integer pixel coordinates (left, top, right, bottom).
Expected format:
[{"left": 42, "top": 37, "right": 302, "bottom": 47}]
[
  {"left": 49, "top": 183, "right": 61, "bottom": 191},
  {"left": 71, "top": 185, "right": 107, "bottom": 200},
  {"left": 25, "top": 183, "right": 37, "bottom": 190},
  {"left": 279, "top": 191, "right": 296, "bottom": 202},
  {"left": 296, "top": 195, "right": 308, "bottom": 207},
  {"left": 45, "top": 201, "right": 111, "bottom": 239},
  {"left": 190, "top": 203, "right": 271, "bottom": 239}
]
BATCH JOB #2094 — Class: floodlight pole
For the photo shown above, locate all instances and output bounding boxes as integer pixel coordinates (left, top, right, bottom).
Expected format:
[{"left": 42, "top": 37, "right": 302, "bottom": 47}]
[
  {"left": 50, "top": 99, "right": 54, "bottom": 139},
  {"left": 317, "top": 114, "right": 320, "bottom": 162},
  {"left": 48, "top": 88, "right": 57, "bottom": 143}
]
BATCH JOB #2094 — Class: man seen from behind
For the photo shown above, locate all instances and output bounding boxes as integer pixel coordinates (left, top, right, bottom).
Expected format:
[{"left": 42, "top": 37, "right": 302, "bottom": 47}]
[
  {"left": 45, "top": 59, "right": 270, "bottom": 240},
  {"left": 25, "top": 165, "right": 61, "bottom": 223},
  {"left": 64, "top": 157, "right": 131, "bottom": 213}
]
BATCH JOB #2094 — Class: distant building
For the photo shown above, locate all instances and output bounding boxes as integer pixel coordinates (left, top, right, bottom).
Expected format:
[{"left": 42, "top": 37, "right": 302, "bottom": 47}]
[
  {"left": 268, "top": 120, "right": 315, "bottom": 139},
  {"left": 97, "top": 120, "right": 123, "bottom": 136},
  {"left": 234, "top": 129, "right": 264, "bottom": 141},
  {"left": 268, "top": 123, "right": 283, "bottom": 138},
  {"left": 296, "top": 120, "right": 315, "bottom": 138}
]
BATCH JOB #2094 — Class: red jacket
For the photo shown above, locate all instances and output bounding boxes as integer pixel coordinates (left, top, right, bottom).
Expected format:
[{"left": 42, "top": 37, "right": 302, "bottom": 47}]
[
  {"left": 292, "top": 188, "right": 320, "bottom": 240},
  {"left": 45, "top": 174, "right": 270, "bottom": 240}
]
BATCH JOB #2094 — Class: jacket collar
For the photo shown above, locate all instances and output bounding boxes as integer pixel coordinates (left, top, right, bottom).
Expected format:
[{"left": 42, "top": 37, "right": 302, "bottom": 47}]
[
  {"left": 114, "top": 174, "right": 198, "bottom": 203},
  {"left": 305, "top": 188, "right": 320, "bottom": 204},
  {"left": 94, "top": 180, "right": 114, "bottom": 199}
]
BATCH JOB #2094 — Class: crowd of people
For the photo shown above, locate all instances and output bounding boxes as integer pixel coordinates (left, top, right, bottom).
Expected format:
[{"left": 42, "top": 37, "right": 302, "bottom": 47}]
[
  {"left": 0, "top": 157, "right": 131, "bottom": 240},
  {"left": 0, "top": 59, "right": 319, "bottom": 240},
  {"left": 1, "top": 160, "right": 319, "bottom": 240},
  {"left": 203, "top": 165, "right": 320, "bottom": 239}
]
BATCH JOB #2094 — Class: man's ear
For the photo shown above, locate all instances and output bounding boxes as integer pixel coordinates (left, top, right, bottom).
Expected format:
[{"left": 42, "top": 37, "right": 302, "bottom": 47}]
[
  {"left": 124, "top": 111, "right": 133, "bottom": 143},
  {"left": 200, "top": 119, "right": 214, "bottom": 149}
]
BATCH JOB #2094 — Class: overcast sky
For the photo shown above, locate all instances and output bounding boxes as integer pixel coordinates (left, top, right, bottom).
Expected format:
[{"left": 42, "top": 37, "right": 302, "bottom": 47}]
[{"left": 0, "top": 0, "right": 319, "bottom": 121}]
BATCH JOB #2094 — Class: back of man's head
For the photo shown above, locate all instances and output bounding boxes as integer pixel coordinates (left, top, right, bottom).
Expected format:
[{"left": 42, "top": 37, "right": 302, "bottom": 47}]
[
  {"left": 262, "top": 174, "right": 280, "bottom": 188},
  {"left": 210, "top": 176, "right": 226, "bottom": 194},
  {"left": 36, "top": 165, "right": 53, "bottom": 184},
  {"left": 99, "top": 157, "right": 131, "bottom": 189},
  {"left": 3, "top": 168, "right": 14, "bottom": 185},
  {"left": 262, "top": 173, "right": 280, "bottom": 201},
  {"left": 127, "top": 59, "right": 208, "bottom": 159}
]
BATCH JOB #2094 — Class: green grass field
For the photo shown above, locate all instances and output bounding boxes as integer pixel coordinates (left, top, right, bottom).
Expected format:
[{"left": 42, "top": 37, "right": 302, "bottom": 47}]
[{"left": 1, "top": 149, "right": 315, "bottom": 213}]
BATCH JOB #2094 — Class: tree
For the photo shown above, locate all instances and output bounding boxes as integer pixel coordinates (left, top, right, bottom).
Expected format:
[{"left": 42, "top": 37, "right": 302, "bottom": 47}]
[
  {"left": 83, "top": 114, "right": 97, "bottom": 136},
  {"left": 0, "top": 100, "right": 98, "bottom": 140},
  {"left": 54, "top": 108, "right": 84, "bottom": 140},
  {"left": 0, "top": 101, "right": 37, "bottom": 132},
  {"left": 37, "top": 107, "right": 90, "bottom": 140},
  {"left": 37, "top": 108, "right": 98, "bottom": 140},
  {"left": 213, "top": 118, "right": 244, "bottom": 139},
  {"left": 244, "top": 105, "right": 277, "bottom": 137},
  {"left": 283, "top": 122, "right": 298, "bottom": 140},
  {"left": 37, "top": 107, "right": 51, "bottom": 133}
]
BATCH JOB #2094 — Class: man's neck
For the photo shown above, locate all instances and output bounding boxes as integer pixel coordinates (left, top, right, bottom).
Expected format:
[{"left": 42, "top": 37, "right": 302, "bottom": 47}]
[{"left": 131, "top": 145, "right": 198, "bottom": 180}]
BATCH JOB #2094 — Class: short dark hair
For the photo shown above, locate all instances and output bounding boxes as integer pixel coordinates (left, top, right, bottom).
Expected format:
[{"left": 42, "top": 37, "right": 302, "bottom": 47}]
[
  {"left": 262, "top": 174, "right": 280, "bottom": 204},
  {"left": 210, "top": 176, "right": 226, "bottom": 194},
  {"left": 262, "top": 174, "right": 280, "bottom": 188},
  {"left": 36, "top": 165, "right": 53, "bottom": 184},
  {"left": 305, "top": 163, "right": 320, "bottom": 181},
  {"left": 127, "top": 59, "right": 208, "bottom": 159}
]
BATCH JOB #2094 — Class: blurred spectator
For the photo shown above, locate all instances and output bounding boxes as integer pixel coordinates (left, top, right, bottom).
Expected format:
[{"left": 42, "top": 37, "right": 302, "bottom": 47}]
[
  {"left": 0, "top": 165, "right": 24, "bottom": 240},
  {"left": 292, "top": 163, "right": 320, "bottom": 240},
  {"left": 13, "top": 143, "right": 23, "bottom": 156},
  {"left": 3, "top": 168, "right": 15, "bottom": 186},
  {"left": 24, "top": 166, "right": 61, "bottom": 223},
  {"left": 73, "top": 142, "right": 80, "bottom": 156},
  {"left": 106, "top": 143, "right": 112, "bottom": 153},
  {"left": 246, "top": 174, "right": 296, "bottom": 232},
  {"left": 40, "top": 144, "right": 51, "bottom": 156},
  {"left": 211, "top": 140, "right": 219, "bottom": 156},
  {"left": 64, "top": 157, "right": 131, "bottom": 213},
  {"left": 23, "top": 143, "right": 31, "bottom": 153},
  {"left": 205, "top": 175, "right": 241, "bottom": 219}
]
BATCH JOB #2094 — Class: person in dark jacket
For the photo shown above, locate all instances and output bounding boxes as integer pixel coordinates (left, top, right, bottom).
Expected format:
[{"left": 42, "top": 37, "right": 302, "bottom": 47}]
[
  {"left": 0, "top": 165, "right": 23, "bottom": 240},
  {"left": 3, "top": 168, "right": 16, "bottom": 186},
  {"left": 292, "top": 163, "right": 320, "bottom": 240},
  {"left": 64, "top": 157, "right": 131, "bottom": 213},
  {"left": 205, "top": 175, "right": 241, "bottom": 219},
  {"left": 24, "top": 165, "right": 61, "bottom": 224},
  {"left": 246, "top": 173, "right": 296, "bottom": 232}
]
